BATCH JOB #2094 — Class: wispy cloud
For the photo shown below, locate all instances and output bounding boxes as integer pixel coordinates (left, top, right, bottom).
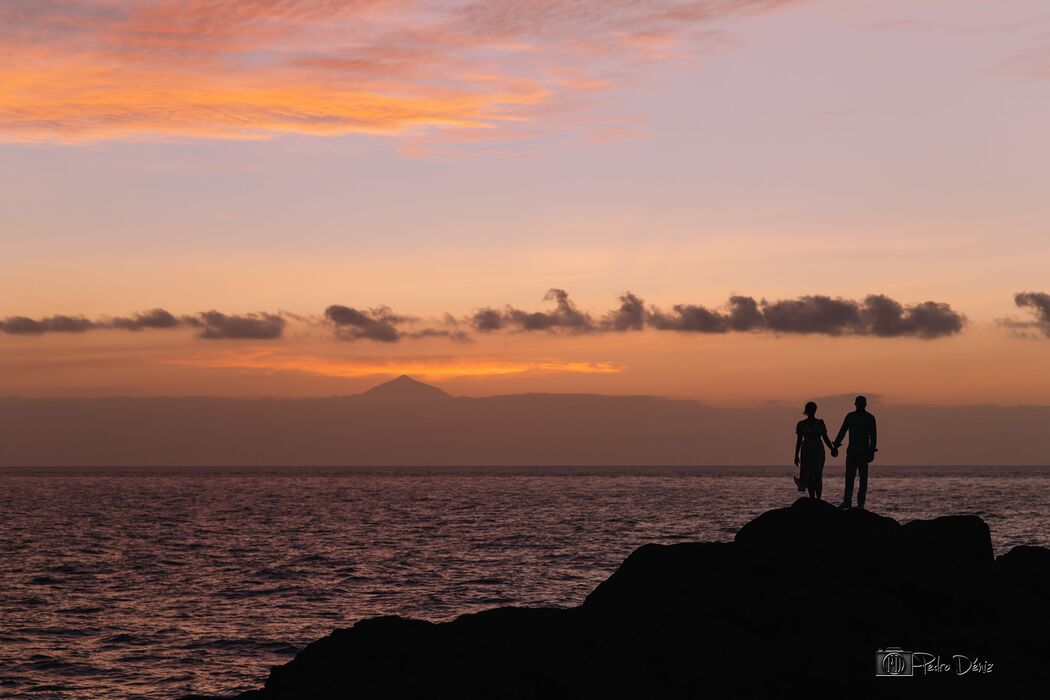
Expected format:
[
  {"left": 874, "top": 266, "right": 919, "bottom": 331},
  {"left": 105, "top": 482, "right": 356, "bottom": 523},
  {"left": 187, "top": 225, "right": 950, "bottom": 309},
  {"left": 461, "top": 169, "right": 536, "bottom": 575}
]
[
  {"left": 0, "top": 0, "right": 798, "bottom": 144},
  {"left": 0, "top": 315, "right": 98, "bottom": 335},
  {"left": 109, "top": 309, "right": 181, "bottom": 331},
  {"left": 1000, "top": 41, "right": 1050, "bottom": 80},
  {"left": 472, "top": 289, "right": 593, "bottom": 333},
  {"left": 998, "top": 291, "right": 1050, "bottom": 337},
  {"left": 166, "top": 349, "right": 624, "bottom": 380},
  {"left": 0, "top": 308, "right": 286, "bottom": 339},
  {"left": 183, "top": 311, "right": 287, "bottom": 340},
  {"left": 325, "top": 304, "right": 469, "bottom": 342}
]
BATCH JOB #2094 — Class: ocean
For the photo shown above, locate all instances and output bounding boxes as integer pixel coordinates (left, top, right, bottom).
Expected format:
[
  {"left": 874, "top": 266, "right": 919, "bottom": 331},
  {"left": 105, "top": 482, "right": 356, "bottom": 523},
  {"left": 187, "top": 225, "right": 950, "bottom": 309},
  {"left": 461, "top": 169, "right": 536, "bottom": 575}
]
[{"left": 2, "top": 465, "right": 1048, "bottom": 699}]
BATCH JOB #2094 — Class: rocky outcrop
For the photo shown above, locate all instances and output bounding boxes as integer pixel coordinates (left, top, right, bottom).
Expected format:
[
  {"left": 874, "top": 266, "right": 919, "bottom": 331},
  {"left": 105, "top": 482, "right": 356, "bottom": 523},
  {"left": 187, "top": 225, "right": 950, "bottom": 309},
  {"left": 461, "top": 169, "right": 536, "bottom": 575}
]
[{"left": 190, "top": 499, "right": 1049, "bottom": 697}]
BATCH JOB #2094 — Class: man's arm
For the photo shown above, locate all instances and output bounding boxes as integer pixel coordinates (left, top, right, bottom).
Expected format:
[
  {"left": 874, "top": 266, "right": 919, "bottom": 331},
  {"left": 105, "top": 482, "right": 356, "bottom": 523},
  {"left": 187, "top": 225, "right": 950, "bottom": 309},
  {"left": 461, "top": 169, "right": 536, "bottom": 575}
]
[
  {"left": 833, "top": 416, "right": 849, "bottom": 448},
  {"left": 869, "top": 414, "right": 877, "bottom": 452}
]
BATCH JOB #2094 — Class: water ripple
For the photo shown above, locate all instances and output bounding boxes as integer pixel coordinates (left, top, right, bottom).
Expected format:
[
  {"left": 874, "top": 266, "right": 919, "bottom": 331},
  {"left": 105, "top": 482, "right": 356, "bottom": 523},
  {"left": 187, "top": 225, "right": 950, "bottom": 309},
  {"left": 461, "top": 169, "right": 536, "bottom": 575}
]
[{"left": 0, "top": 465, "right": 1048, "bottom": 698}]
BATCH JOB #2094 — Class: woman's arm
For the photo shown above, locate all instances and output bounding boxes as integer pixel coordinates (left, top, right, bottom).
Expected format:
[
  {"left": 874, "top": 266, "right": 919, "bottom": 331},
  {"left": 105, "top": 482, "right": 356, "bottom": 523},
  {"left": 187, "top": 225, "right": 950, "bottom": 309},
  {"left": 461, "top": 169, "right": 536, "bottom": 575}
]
[
  {"left": 794, "top": 433, "right": 803, "bottom": 466},
  {"left": 821, "top": 421, "right": 838, "bottom": 456},
  {"left": 821, "top": 422, "right": 835, "bottom": 450}
]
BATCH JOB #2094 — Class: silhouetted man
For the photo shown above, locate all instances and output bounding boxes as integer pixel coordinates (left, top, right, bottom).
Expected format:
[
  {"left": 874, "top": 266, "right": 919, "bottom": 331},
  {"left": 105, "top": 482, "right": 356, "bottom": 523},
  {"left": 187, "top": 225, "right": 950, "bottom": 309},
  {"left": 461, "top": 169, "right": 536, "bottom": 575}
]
[{"left": 833, "top": 396, "right": 877, "bottom": 510}]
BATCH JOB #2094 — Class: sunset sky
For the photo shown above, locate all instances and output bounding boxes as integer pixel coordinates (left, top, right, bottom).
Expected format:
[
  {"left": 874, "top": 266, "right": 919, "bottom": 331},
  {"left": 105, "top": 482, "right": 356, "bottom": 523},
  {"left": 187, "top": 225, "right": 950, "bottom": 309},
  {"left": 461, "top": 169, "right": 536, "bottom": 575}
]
[{"left": 2, "top": 0, "right": 1049, "bottom": 405}]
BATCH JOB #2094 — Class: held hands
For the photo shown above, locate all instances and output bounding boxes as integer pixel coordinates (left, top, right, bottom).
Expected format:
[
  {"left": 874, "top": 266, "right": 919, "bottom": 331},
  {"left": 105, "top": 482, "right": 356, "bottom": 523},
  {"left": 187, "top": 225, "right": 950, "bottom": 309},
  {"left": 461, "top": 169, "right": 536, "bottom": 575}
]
[
  {"left": 793, "top": 455, "right": 800, "bottom": 467},
  {"left": 830, "top": 445, "right": 839, "bottom": 458}
]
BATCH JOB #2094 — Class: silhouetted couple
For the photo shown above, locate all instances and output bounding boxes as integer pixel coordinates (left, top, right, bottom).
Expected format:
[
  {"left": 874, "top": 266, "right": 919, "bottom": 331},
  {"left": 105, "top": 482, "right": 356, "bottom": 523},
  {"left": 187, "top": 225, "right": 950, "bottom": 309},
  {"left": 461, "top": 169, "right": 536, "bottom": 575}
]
[{"left": 793, "top": 396, "right": 878, "bottom": 510}]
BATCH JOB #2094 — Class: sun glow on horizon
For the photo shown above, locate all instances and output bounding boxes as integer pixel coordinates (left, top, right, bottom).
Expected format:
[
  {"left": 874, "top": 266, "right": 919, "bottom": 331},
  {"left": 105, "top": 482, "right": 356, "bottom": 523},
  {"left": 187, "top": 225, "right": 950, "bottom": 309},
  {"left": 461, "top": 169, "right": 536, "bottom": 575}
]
[{"left": 164, "top": 350, "right": 626, "bottom": 381}]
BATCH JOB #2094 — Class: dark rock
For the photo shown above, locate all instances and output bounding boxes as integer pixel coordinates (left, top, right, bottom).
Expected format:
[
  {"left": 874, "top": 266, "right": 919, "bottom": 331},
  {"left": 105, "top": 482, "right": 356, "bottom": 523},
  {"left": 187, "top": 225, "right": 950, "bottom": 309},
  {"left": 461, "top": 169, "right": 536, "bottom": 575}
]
[
  {"left": 192, "top": 500, "right": 1047, "bottom": 697},
  {"left": 991, "top": 545, "right": 1050, "bottom": 681},
  {"left": 996, "top": 545, "right": 1050, "bottom": 600},
  {"left": 582, "top": 541, "right": 734, "bottom": 616}
]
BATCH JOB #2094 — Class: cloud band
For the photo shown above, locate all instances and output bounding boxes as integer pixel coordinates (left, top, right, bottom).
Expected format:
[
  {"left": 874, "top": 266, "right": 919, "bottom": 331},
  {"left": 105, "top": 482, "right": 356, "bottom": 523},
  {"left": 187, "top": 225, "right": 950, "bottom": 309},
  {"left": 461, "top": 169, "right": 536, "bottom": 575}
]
[
  {"left": 470, "top": 290, "right": 966, "bottom": 339},
  {"left": 0, "top": 290, "right": 970, "bottom": 342}
]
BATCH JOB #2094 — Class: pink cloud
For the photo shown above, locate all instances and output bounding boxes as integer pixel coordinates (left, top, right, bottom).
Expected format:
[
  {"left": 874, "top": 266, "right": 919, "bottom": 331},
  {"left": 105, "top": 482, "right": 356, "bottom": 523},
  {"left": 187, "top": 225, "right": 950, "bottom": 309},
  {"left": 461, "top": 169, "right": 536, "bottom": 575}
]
[{"left": 0, "top": 1, "right": 799, "bottom": 144}]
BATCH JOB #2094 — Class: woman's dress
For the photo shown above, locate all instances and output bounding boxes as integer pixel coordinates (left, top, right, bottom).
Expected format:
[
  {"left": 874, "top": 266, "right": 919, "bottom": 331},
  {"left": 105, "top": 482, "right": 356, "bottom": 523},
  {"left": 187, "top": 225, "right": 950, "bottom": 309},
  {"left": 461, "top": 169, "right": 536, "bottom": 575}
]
[{"left": 796, "top": 418, "right": 827, "bottom": 487}]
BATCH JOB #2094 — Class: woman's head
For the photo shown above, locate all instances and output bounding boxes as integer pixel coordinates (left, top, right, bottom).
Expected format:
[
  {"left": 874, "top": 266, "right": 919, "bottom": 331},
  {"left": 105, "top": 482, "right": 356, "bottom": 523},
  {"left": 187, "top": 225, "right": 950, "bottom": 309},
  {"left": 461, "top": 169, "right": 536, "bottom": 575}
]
[{"left": 803, "top": 401, "right": 818, "bottom": 417}]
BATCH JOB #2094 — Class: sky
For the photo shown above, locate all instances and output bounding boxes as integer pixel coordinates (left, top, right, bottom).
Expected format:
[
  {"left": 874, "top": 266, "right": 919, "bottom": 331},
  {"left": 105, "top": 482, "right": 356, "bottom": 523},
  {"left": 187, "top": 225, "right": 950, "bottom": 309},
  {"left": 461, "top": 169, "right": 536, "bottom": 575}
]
[{"left": 2, "top": 0, "right": 1049, "bottom": 405}]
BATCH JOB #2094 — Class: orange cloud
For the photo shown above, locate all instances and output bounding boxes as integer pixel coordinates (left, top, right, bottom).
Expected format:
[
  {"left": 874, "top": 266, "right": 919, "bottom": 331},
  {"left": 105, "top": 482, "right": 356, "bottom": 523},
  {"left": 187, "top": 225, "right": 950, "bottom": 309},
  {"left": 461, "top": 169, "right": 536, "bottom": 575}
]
[
  {"left": 165, "top": 349, "right": 625, "bottom": 380},
  {"left": 0, "top": 0, "right": 797, "bottom": 143}
]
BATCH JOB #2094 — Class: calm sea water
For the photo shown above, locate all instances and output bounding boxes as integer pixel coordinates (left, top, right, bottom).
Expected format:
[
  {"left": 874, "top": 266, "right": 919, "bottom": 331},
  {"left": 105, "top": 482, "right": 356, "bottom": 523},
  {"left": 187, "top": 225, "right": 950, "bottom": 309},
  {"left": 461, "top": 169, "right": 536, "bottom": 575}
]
[{"left": 2, "top": 465, "right": 1048, "bottom": 699}]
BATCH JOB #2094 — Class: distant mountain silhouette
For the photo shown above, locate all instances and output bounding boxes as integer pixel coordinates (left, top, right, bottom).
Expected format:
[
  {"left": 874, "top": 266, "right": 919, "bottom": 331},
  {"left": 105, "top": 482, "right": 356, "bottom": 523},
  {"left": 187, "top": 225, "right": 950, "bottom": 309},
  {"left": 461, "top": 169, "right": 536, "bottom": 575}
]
[
  {"left": 359, "top": 375, "right": 451, "bottom": 401},
  {"left": 1, "top": 381, "right": 1049, "bottom": 466}
]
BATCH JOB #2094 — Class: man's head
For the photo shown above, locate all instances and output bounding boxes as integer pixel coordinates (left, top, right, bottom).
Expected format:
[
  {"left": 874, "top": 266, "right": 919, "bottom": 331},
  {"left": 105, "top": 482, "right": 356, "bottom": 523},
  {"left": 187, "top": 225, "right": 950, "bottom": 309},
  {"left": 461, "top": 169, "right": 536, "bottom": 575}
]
[{"left": 855, "top": 395, "right": 868, "bottom": 410}]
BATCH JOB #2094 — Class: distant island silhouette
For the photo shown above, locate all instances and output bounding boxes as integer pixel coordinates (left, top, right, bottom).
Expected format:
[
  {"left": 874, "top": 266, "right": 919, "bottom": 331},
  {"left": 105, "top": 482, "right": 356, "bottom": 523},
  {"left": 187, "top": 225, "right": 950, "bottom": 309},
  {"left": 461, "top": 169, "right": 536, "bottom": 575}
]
[
  {"left": 1, "top": 376, "right": 1048, "bottom": 466},
  {"left": 182, "top": 500, "right": 1049, "bottom": 697},
  {"left": 359, "top": 374, "right": 452, "bottom": 401}
]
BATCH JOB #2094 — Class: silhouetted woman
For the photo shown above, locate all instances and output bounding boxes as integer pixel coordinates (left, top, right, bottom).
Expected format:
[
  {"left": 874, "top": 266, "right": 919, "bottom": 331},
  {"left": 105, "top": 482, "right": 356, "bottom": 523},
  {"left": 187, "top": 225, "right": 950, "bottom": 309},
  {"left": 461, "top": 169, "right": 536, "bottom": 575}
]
[{"left": 793, "top": 401, "right": 837, "bottom": 499}]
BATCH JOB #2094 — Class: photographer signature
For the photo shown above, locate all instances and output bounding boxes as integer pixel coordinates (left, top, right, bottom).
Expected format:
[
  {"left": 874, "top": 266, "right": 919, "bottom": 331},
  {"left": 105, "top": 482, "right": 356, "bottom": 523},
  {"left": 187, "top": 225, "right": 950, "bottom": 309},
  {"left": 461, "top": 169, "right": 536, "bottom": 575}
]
[{"left": 913, "top": 653, "right": 994, "bottom": 675}]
